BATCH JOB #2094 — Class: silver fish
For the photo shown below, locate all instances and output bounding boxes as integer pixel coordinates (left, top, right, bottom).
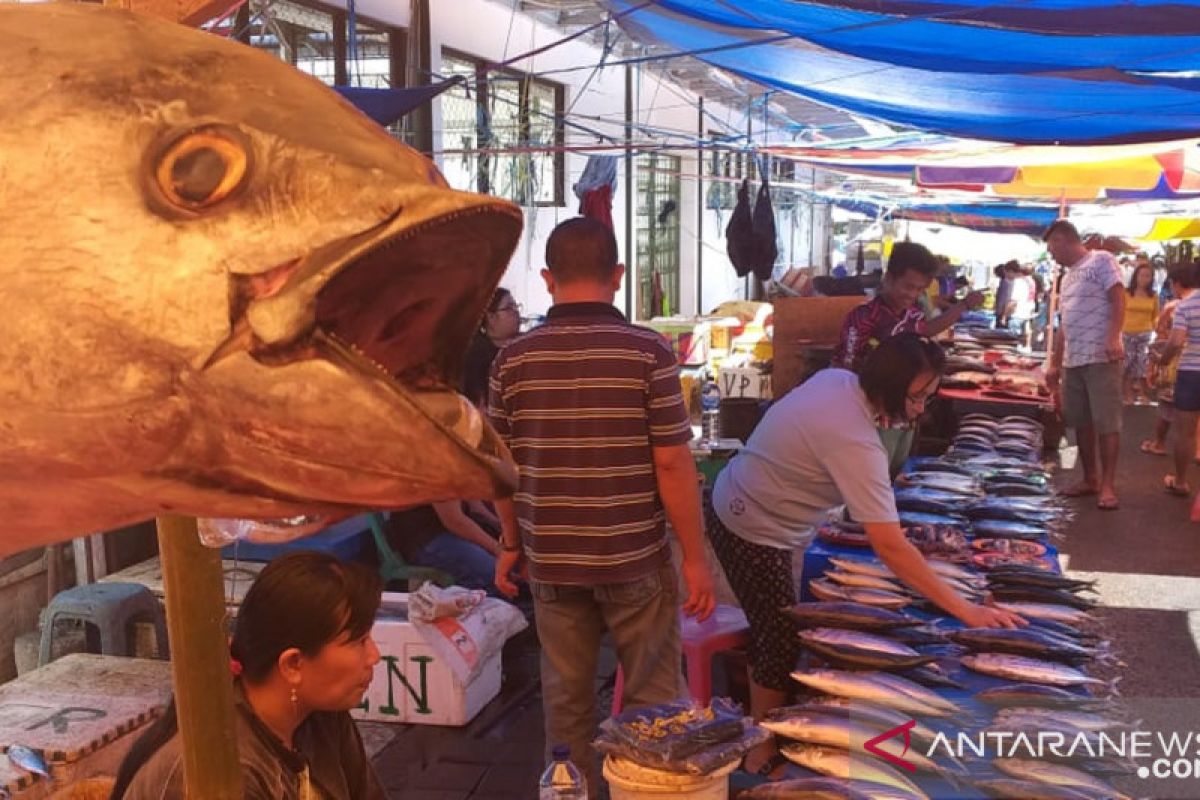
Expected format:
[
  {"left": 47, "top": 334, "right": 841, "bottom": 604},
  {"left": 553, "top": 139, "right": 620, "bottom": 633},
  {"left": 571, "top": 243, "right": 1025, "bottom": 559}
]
[
  {"left": 809, "top": 579, "right": 911, "bottom": 610},
  {"left": 762, "top": 714, "right": 956, "bottom": 778},
  {"left": 780, "top": 744, "right": 928, "bottom": 800},
  {"left": 995, "top": 708, "right": 1128, "bottom": 733},
  {"left": 961, "top": 654, "right": 1105, "bottom": 687},
  {"left": 824, "top": 570, "right": 910, "bottom": 594},
  {"left": 798, "top": 627, "right": 934, "bottom": 669},
  {"left": 6, "top": 745, "right": 50, "bottom": 779},
  {"left": 793, "top": 698, "right": 942, "bottom": 747},
  {"left": 791, "top": 669, "right": 958, "bottom": 717},
  {"left": 740, "top": 777, "right": 921, "bottom": 800},
  {"left": 993, "top": 758, "right": 1130, "bottom": 799},
  {"left": 0, "top": 4, "right": 523, "bottom": 556},
  {"left": 996, "top": 602, "right": 1093, "bottom": 626}
]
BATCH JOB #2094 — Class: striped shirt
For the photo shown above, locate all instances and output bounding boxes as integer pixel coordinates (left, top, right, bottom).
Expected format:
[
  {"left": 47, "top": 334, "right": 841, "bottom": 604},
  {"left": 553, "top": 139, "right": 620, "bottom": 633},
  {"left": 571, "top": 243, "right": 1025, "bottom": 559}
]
[
  {"left": 1172, "top": 292, "right": 1200, "bottom": 373},
  {"left": 1060, "top": 250, "right": 1123, "bottom": 368},
  {"left": 488, "top": 302, "right": 692, "bottom": 584}
]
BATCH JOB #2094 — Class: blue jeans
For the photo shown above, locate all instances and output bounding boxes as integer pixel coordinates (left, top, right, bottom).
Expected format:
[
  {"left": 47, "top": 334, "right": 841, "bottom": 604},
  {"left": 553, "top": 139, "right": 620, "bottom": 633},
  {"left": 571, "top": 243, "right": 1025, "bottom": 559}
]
[{"left": 409, "top": 533, "right": 499, "bottom": 596}]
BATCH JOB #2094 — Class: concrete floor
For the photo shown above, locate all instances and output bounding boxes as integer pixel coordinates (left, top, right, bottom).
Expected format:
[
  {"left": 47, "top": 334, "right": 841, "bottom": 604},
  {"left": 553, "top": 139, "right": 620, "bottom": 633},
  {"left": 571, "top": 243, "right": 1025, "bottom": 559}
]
[{"left": 361, "top": 404, "right": 1200, "bottom": 798}]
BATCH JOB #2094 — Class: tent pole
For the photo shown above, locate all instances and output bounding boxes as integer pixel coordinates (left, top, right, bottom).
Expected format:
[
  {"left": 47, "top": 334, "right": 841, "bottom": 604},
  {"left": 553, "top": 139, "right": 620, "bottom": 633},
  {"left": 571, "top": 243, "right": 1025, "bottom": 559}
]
[
  {"left": 157, "top": 515, "right": 243, "bottom": 799},
  {"left": 696, "top": 96, "right": 704, "bottom": 316},
  {"left": 624, "top": 63, "right": 634, "bottom": 319},
  {"left": 1044, "top": 197, "right": 1067, "bottom": 363}
]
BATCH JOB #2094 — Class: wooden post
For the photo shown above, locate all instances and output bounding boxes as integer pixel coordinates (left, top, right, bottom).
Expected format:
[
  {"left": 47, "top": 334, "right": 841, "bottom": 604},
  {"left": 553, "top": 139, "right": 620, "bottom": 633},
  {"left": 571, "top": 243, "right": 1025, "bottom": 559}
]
[{"left": 157, "top": 515, "right": 243, "bottom": 799}]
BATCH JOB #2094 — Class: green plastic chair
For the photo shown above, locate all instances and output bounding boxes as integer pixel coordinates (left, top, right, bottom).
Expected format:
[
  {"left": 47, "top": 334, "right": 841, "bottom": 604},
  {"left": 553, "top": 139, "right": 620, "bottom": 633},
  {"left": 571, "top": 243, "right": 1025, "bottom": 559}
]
[{"left": 367, "top": 512, "right": 454, "bottom": 591}]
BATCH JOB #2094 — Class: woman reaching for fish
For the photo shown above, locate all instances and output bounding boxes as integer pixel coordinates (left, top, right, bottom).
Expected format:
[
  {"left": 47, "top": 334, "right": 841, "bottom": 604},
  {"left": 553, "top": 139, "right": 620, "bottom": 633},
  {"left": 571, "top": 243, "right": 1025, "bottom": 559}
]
[{"left": 706, "top": 333, "right": 1025, "bottom": 777}]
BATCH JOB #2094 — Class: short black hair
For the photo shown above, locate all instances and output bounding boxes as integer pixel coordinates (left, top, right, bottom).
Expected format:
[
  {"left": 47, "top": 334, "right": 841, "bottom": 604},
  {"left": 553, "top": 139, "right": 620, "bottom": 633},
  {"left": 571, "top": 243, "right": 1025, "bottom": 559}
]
[
  {"left": 1042, "top": 219, "right": 1080, "bottom": 243},
  {"left": 886, "top": 241, "right": 938, "bottom": 280},
  {"left": 858, "top": 333, "right": 946, "bottom": 419},
  {"left": 1169, "top": 261, "right": 1200, "bottom": 290},
  {"left": 545, "top": 217, "right": 619, "bottom": 284}
]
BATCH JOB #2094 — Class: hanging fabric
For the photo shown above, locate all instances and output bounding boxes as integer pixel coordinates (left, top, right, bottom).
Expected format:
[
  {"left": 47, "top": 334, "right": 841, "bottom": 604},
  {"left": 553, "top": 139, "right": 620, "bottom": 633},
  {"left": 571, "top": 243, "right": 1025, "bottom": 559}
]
[
  {"left": 725, "top": 177, "right": 778, "bottom": 280},
  {"left": 574, "top": 155, "right": 618, "bottom": 231}
]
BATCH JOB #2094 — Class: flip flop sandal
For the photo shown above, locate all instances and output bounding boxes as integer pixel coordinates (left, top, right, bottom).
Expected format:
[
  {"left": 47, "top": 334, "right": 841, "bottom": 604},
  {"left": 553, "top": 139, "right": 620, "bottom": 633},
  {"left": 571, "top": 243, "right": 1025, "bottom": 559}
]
[
  {"left": 1097, "top": 496, "right": 1120, "bottom": 511},
  {"left": 1141, "top": 440, "right": 1167, "bottom": 455},
  {"left": 1164, "top": 476, "right": 1192, "bottom": 497}
]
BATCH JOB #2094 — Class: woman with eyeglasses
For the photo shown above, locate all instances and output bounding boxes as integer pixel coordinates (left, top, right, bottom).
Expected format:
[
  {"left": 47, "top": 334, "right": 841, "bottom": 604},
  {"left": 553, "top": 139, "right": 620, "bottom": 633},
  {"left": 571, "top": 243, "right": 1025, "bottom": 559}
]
[
  {"left": 706, "top": 333, "right": 1025, "bottom": 778},
  {"left": 462, "top": 287, "right": 522, "bottom": 408}
]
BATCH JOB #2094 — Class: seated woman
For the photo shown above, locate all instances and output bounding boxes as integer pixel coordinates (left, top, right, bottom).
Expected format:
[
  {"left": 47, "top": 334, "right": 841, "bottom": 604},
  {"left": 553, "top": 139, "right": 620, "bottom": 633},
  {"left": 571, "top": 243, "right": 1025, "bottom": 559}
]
[
  {"left": 110, "top": 552, "right": 385, "bottom": 799},
  {"left": 384, "top": 501, "right": 502, "bottom": 594},
  {"left": 706, "top": 333, "right": 1025, "bottom": 777}
]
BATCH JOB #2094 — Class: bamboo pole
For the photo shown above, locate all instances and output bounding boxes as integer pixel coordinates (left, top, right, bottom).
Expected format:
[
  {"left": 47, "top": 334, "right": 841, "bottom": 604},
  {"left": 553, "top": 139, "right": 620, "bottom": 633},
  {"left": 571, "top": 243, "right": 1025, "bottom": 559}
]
[{"left": 157, "top": 515, "right": 243, "bottom": 799}]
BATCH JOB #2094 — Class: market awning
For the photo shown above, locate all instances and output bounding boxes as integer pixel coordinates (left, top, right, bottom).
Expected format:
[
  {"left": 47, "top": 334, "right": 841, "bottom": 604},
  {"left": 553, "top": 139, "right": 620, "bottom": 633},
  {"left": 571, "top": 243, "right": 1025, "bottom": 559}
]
[
  {"left": 1140, "top": 219, "right": 1200, "bottom": 240},
  {"left": 605, "top": 0, "right": 1200, "bottom": 144},
  {"left": 835, "top": 199, "right": 1060, "bottom": 236}
]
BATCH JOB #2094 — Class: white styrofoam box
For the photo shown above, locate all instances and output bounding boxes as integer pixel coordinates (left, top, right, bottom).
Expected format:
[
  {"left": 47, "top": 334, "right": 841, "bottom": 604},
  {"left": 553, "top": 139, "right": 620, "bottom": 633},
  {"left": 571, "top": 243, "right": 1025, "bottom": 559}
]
[
  {"left": 717, "top": 367, "right": 770, "bottom": 399},
  {"left": 352, "top": 593, "right": 502, "bottom": 726}
]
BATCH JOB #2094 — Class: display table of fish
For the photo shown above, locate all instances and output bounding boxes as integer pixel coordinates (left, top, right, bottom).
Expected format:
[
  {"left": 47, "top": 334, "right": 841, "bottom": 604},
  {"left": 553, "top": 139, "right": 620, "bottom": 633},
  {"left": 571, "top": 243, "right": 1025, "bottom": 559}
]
[
  {"left": 766, "top": 414, "right": 1130, "bottom": 800},
  {"left": 0, "top": 3, "right": 524, "bottom": 557}
]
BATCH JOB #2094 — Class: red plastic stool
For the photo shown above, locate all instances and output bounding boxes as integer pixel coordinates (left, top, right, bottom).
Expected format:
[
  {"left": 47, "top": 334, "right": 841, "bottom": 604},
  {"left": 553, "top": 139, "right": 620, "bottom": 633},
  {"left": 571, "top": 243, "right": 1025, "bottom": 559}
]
[{"left": 611, "top": 604, "right": 749, "bottom": 715}]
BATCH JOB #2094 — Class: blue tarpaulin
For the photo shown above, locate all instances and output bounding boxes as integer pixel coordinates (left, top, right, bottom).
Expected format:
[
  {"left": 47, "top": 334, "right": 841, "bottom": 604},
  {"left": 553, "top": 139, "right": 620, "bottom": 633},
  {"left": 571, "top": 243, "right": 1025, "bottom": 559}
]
[
  {"left": 605, "top": 1, "right": 1200, "bottom": 145},
  {"left": 332, "top": 79, "right": 462, "bottom": 127},
  {"left": 835, "top": 199, "right": 1061, "bottom": 235}
]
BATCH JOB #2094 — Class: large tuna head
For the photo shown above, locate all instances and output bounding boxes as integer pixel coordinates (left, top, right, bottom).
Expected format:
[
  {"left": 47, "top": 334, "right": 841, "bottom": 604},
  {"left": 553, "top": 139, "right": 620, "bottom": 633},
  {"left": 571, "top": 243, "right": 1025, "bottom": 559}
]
[{"left": 0, "top": 3, "right": 523, "bottom": 555}]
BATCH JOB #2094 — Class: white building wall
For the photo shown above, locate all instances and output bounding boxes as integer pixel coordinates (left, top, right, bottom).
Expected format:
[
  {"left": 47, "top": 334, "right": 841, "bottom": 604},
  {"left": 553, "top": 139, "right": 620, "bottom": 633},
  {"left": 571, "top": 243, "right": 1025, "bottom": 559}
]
[{"left": 318, "top": 0, "right": 830, "bottom": 318}]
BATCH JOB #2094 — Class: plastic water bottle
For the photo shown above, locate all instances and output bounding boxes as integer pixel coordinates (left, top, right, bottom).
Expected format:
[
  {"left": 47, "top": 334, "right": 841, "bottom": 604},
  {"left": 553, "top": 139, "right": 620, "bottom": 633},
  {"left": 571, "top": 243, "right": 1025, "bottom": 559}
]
[
  {"left": 700, "top": 381, "right": 722, "bottom": 445},
  {"left": 538, "top": 744, "right": 586, "bottom": 799}
]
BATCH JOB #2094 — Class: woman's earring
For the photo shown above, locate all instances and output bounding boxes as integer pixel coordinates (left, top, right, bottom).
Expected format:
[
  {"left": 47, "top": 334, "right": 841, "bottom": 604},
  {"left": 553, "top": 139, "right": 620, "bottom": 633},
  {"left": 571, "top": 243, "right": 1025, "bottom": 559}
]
[{"left": 290, "top": 686, "right": 298, "bottom": 707}]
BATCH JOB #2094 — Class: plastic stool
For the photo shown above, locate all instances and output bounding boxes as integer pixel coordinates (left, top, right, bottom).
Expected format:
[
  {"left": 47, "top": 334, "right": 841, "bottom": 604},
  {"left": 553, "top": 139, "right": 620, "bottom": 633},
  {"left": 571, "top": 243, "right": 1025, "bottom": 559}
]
[
  {"left": 611, "top": 604, "right": 748, "bottom": 715},
  {"left": 39, "top": 582, "right": 168, "bottom": 667}
]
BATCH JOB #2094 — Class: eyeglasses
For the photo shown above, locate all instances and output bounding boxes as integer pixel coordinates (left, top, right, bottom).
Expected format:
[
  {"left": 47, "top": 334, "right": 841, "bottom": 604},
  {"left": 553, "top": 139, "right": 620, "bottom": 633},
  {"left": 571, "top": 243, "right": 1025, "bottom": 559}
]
[{"left": 493, "top": 302, "right": 522, "bottom": 315}]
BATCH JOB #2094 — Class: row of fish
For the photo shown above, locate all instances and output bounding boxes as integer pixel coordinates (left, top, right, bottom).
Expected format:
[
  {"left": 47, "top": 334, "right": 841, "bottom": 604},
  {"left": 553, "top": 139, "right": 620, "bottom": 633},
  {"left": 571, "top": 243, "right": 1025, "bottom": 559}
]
[{"left": 752, "top": 415, "right": 1131, "bottom": 799}]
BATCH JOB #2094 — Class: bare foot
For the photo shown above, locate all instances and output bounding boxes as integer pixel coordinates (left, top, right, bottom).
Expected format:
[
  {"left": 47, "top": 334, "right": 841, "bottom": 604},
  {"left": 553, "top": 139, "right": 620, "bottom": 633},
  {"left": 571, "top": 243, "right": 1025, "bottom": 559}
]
[{"left": 1097, "top": 491, "right": 1120, "bottom": 510}]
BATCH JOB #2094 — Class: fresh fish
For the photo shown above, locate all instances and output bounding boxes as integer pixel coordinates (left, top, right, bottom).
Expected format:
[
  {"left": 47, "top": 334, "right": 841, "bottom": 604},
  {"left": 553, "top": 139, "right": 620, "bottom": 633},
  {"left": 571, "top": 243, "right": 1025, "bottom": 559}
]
[
  {"left": 739, "top": 778, "right": 878, "bottom": 800},
  {"left": 762, "top": 714, "right": 958, "bottom": 778},
  {"left": 787, "top": 699, "right": 942, "bottom": 748},
  {"left": 0, "top": 3, "right": 524, "bottom": 556},
  {"left": 950, "top": 628, "right": 1095, "bottom": 666},
  {"left": 798, "top": 628, "right": 935, "bottom": 669},
  {"left": 971, "top": 520, "right": 1051, "bottom": 540},
  {"left": 894, "top": 488, "right": 968, "bottom": 514},
  {"left": 906, "top": 456, "right": 976, "bottom": 476},
  {"left": 995, "top": 707, "right": 1128, "bottom": 733},
  {"left": 996, "top": 602, "right": 1093, "bottom": 625},
  {"left": 899, "top": 511, "right": 971, "bottom": 528},
  {"left": 967, "top": 504, "right": 1058, "bottom": 526},
  {"left": 987, "top": 570, "right": 1096, "bottom": 592},
  {"left": 989, "top": 586, "right": 1097, "bottom": 611},
  {"left": 808, "top": 579, "right": 911, "bottom": 610},
  {"left": 993, "top": 758, "right": 1130, "bottom": 798},
  {"left": 897, "top": 663, "right": 966, "bottom": 690},
  {"left": 975, "top": 683, "right": 1114, "bottom": 710},
  {"left": 972, "top": 778, "right": 1096, "bottom": 799},
  {"left": 791, "top": 669, "right": 958, "bottom": 717},
  {"left": 782, "top": 602, "right": 920, "bottom": 632},
  {"left": 6, "top": 745, "right": 50, "bottom": 779},
  {"left": 895, "top": 473, "right": 984, "bottom": 496},
  {"left": 986, "top": 481, "right": 1053, "bottom": 497},
  {"left": 888, "top": 625, "right": 949, "bottom": 647},
  {"left": 779, "top": 744, "right": 928, "bottom": 800},
  {"left": 1026, "top": 618, "right": 1101, "bottom": 644},
  {"left": 824, "top": 570, "right": 910, "bottom": 594},
  {"left": 832, "top": 556, "right": 983, "bottom": 591},
  {"left": 961, "top": 654, "right": 1106, "bottom": 687}
]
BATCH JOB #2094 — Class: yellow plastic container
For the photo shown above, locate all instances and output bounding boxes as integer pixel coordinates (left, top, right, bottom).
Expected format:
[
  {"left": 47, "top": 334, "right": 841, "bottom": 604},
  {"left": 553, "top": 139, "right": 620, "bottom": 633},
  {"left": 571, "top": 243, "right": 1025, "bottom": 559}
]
[{"left": 602, "top": 756, "right": 736, "bottom": 800}]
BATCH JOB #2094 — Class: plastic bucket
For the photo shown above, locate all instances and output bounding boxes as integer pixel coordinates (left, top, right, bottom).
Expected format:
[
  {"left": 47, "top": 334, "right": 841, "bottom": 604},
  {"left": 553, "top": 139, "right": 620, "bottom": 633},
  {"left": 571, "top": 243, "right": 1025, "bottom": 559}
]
[{"left": 602, "top": 756, "right": 735, "bottom": 800}]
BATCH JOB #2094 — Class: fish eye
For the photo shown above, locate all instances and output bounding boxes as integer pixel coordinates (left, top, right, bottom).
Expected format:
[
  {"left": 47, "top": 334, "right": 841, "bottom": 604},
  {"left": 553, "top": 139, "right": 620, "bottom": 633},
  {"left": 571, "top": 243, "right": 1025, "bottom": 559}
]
[{"left": 153, "top": 126, "right": 250, "bottom": 211}]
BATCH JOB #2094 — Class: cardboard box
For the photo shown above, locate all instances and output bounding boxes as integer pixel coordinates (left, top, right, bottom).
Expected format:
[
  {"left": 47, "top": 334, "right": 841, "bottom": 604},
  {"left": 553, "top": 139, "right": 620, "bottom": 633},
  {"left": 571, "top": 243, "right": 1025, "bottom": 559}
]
[{"left": 352, "top": 593, "right": 502, "bottom": 727}]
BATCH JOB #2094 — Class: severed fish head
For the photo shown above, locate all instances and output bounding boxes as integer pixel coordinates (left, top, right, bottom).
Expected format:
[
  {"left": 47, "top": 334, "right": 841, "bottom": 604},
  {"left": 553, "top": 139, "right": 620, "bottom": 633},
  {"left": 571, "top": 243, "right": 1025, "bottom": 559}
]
[{"left": 0, "top": 4, "right": 522, "bottom": 555}]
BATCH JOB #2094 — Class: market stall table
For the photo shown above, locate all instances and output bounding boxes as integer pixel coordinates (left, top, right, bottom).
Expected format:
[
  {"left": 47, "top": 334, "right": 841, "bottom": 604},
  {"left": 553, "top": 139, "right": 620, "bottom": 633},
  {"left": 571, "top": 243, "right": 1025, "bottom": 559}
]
[{"left": 0, "top": 654, "right": 172, "bottom": 798}]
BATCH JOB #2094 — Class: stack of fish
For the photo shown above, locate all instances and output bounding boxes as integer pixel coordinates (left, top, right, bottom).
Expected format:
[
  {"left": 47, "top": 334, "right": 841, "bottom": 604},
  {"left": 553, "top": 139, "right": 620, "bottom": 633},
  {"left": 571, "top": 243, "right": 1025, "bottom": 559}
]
[{"left": 751, "top": 412, "right": 1130, "bottom": 799}]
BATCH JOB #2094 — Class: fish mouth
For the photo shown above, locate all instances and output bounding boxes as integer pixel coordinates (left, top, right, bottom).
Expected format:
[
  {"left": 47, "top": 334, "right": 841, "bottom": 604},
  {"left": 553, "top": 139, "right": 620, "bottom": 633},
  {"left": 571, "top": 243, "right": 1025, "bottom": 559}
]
[{"left": 208, "top": 195, "right": 523, "bottom": 498}]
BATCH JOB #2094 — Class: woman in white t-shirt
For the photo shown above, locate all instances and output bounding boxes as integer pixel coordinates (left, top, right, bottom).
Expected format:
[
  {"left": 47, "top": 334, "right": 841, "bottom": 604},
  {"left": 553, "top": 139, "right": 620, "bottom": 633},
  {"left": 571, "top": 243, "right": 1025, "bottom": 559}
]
[{"left": 706, "top": 333, "right": 1025, "bottom": 777}]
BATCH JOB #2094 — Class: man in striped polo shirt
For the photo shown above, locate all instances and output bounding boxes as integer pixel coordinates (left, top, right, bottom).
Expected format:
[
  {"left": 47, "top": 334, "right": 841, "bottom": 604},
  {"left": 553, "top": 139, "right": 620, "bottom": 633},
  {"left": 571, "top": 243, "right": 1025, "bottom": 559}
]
[{"left": 489, "top": 217, "right": 715, "bottom": 794}]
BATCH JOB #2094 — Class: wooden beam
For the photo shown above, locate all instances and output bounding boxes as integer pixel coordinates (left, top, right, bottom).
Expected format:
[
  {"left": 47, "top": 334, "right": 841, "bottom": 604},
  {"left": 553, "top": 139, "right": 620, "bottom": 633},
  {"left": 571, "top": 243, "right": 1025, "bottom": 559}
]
[
  {"left": 157, "top": 515, "right": 243, "bottom": 799},
  {"left": 103, "top": 0, "right": 244, "bottom": 28}
]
